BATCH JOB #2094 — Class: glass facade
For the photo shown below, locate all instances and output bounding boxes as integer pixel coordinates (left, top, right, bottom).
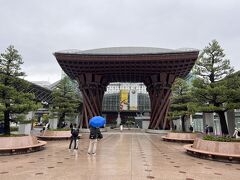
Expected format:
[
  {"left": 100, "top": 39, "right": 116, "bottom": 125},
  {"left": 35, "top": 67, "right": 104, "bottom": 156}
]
[
  {"left": 138, "top": 94, "right": 150, "bottom": 112},
  {"left": 102, "top": 93, "right": 119, "bottom": 112},
  {"left": 192, "top": 114, "right": 204, "bottom": 132},
  {"left": 102, "top": 93, "right": 150, "bottom": 112}
]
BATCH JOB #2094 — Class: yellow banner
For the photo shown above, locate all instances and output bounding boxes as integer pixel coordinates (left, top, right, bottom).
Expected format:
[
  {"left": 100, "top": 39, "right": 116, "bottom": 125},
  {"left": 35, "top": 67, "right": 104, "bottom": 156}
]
[{"left": 120, "top": 90, "right": 128, "bottom": 111}]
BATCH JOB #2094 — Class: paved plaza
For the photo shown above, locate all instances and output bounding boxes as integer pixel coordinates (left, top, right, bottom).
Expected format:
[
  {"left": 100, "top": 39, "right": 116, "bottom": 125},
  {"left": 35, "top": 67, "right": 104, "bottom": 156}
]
[{"left": 0, "top": 131, "right": 239, "bottom": 180}]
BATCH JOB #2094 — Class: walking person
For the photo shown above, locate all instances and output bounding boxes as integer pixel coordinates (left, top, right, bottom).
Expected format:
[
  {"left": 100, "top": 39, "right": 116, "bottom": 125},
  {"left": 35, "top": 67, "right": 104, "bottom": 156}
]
[
  {"left": 42, "top": 122, "right": 50, "bottom": 136},
  {"left": 88, "top": 126, "right": 103, "bottom": 155},
  {"left": 233, "top": 127, "right": 240, "bottom": 139},
  {"left": 69, "top": 123, "right": 79, "bottom": 150}
]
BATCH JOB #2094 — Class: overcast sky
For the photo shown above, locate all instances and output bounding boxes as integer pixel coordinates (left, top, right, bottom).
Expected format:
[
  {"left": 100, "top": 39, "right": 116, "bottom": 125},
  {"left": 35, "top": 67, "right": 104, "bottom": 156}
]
[{"left": 0, "top": 0, "right": 240, "bottom": 83}]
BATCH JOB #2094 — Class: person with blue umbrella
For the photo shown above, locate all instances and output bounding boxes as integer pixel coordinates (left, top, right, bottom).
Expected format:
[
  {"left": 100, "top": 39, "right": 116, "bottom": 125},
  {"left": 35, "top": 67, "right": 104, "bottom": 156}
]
[{"left": 87, "top": 116, "right": 105, "bottom": 155}]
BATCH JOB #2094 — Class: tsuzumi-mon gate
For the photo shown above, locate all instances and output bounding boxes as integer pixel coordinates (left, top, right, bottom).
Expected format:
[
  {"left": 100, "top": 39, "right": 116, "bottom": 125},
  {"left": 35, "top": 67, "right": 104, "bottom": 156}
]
[{"left": 54, "top": 47, "right": 199, "bottom": 129}]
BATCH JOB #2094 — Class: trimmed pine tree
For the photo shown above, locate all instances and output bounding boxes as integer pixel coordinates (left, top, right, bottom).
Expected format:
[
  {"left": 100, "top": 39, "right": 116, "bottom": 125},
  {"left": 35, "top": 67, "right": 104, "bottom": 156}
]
[
  {"left": 0, "top": 45, "right": 37, "bottom": 135},
  {"left": 191, "top": 40, "right": 234, "bottom": 135},
  {"left": 51, "top": 75, "right": 81, "bottom": 128},
  {"left": 169, "top": 78, "right": 192, "bottom": 132}
]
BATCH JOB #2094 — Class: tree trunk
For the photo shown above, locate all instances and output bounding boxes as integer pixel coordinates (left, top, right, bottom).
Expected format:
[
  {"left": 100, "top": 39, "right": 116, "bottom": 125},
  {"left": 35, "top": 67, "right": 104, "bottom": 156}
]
[
  {"left": 57, "top": 113, "right": 65, "bottom": 128},
  {"left": 181, "top": 115, "right": 186, "bottom": 132},
  {"left": 4, "top": 110, "right": 10, "bottom": 135},
  {"left": 216, "top": 111, "right": 229, "bottom": 135}
]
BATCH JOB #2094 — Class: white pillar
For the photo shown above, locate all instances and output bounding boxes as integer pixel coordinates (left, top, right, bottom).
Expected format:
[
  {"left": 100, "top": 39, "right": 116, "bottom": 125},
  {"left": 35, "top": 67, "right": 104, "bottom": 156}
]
[
  {"left": 203, "top": 113, "right": 214, "bottom": 127},
  {"left": 18, "top": 123, "right": 31, "bottom": 135},
  {"left": 225, "top": 110, "right": 235, "bottom": 136},
  {"left": 189, "top": 115, "right": 193, "bottom": 125},
  {"left": 26, "top": 111, "right": 34, "bottom": 121},
  {"left": 49, "top": 118, "right": 58, "bottom": 129},
  {"left": 142, "top": 120, "right": 150, "bottom": 129},
  {"left": 75, "top": 115, "right": 79, "bottom": 125}
]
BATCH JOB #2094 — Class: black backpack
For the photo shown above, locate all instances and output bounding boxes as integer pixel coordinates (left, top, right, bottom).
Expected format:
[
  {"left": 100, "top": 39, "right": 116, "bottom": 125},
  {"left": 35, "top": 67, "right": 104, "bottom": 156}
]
[
  {"left": 89, "top": 127, "right": 97, "bottom": 139},
  {"left": 97, "top": 131, "right": 103, "bottom": 139},
  {"left": 72, "top": 128, "right": 79, "bottom": 137}
]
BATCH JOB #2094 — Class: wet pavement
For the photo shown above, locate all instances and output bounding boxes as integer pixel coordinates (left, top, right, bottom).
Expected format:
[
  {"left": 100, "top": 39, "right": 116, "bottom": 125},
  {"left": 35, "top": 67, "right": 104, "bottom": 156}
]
[{"left": 0, "top": 131, "right": 239, "bottom": 180}]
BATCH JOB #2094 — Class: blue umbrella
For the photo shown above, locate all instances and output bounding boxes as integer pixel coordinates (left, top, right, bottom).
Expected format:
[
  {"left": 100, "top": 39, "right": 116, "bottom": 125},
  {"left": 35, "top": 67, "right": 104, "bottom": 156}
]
[{"left": 89, "top": 116, "right": 106, "bottom": 128}]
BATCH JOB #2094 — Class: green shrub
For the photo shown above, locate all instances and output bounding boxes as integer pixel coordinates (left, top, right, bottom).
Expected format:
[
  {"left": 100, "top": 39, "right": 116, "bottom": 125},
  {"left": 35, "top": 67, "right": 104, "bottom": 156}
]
[
  {"left": 42, "top": 114, "right": 49, "bottom": 124},
  {"left": 10, "top": 126, "right": 18, "bottom": 132},
  {"left": 19, "top": 120, "right": 32, "bottom": 124},
  {"left": 203, "top": 135, "right": 240, "bottom": 142}
]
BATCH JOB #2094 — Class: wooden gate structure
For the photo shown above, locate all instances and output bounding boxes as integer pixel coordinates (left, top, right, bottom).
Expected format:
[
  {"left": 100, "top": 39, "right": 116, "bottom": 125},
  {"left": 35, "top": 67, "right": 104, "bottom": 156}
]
[{"left": 54, "top": 47, "right": 199, "bottom": 129}]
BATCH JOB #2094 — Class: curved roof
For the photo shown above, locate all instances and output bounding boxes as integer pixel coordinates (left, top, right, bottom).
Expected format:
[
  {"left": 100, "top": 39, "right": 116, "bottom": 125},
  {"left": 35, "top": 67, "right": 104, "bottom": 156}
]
[
  {"left": 54, "top": 46, "right": 199, "bottom": 83},
  {"left": 56, "top": 47, "right": 198, "bottom": 55}
]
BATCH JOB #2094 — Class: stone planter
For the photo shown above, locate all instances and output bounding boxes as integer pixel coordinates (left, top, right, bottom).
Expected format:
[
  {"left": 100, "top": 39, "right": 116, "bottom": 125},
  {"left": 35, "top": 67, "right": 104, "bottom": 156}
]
[
  {"left": 0, "top": 136, "right": 46, "bottom": 155},
  {"left": 184, "top": 138, "right": 240, "bottom": 162},
  {"left": 37, "top": 130, "right": 83, "bottom": 140},
  {"left": 162, "top": 132, "right": 201, "bottom": 143},
  {"left": 37, "top": 130, "right": 71, "bottom": 140}
]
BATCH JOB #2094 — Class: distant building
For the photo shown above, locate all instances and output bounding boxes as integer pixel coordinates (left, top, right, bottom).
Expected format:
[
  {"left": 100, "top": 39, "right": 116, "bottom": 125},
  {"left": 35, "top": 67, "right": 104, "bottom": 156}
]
[
  {"left": 102, "top": 83, "right": 150, "bottom": 125},
  {"left": 31, "top": 81, "right": 51, "bottom": 88}
]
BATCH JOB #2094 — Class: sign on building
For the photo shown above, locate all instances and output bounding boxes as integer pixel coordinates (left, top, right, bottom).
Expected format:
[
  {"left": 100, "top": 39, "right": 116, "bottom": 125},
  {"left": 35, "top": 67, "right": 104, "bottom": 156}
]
[
  {"left": 129, "top": 89, "right": 138, "bottom": 110},
  {"left": 120, "top": 90, "right": 129, "bottom": 111}
]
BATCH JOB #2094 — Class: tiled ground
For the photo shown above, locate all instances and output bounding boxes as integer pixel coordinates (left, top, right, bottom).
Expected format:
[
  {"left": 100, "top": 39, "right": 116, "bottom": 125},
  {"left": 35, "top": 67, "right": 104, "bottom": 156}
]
[{"left": 0, "top": 131, "right": 239, "bottom": 180}]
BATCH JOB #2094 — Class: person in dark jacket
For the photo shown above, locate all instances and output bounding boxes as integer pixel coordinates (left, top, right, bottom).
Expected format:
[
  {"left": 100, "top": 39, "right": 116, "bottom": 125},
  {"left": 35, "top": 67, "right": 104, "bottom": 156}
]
[
  {"left": 69, "top": 123, "right": 79, "bottom": 150},
  {"left": 88, "top": 126, "right": 102, "bottom": 155}
]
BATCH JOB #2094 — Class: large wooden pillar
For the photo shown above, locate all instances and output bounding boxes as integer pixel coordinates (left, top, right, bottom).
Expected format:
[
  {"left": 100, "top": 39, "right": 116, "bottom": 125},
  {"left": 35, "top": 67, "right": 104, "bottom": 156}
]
[
  {"left": 145, "top": 73, "right": 176, "bottom": 129},
  {"left": 77, "top": 73, "right": 108, "bottom": 128}
]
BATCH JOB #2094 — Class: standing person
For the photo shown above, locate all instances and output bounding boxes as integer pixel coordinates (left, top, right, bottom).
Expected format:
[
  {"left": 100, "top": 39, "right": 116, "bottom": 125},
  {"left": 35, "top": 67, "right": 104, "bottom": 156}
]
[
  {"left": 120, "top": 124, "right": 123, "bottom": 132},
  {"left": 189, "top": 125, "right": 193, "bottom": 132},
  {"left": 174, "top": 124, "right": 177, "bottom": 131},
  {"left": 88, "top": 126, "right": 103, "bottom": 155},
  {"left": 69, "top": 123, "right": 79, "bottom": 150},
  {"left": 205, "top": 125, "right": 209, "bottom": 134}
]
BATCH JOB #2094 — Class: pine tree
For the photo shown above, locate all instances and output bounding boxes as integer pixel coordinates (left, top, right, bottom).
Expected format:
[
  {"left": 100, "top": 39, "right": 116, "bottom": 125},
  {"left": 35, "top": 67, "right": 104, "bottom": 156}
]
[
  {"left": 169, "top": 78, "right": 192, "bottom": 132},
  {"left": 0, "top": 45, "right": 37, "bottom": 135},
  {"left": 191, "top": 40, "right": 234, "bottom": 135},
  {"left": 223, "top": 71, "right": 240, "bottom": 110},
  {"left": 51, "top": 75, "right": 81, "bottom": 128}
]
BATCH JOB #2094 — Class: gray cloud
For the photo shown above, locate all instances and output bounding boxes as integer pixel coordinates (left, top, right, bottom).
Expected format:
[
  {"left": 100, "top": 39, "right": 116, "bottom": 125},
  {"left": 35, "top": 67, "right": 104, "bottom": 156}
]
[{"left": 0, "top": 0, "right": 239, "bottom": 83}]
